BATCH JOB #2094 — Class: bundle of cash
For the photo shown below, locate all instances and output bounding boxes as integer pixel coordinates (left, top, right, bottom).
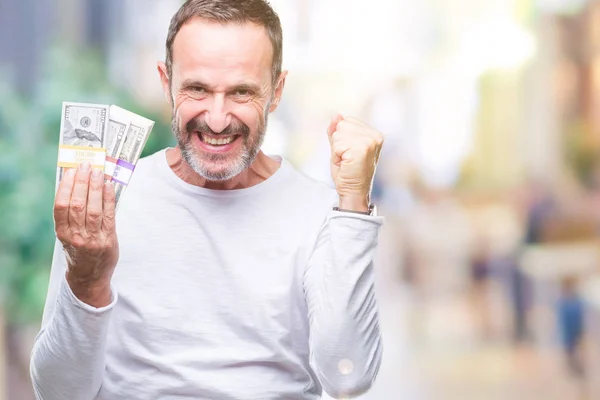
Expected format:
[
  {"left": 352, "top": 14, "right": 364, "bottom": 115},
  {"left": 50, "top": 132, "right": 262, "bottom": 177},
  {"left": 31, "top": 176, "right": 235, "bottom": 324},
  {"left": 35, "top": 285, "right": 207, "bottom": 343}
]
[
  {"left": 56, "top": 101, "right": 155, "bottom": 208},
  {"left": 56, "top": 102, "right": 109, "bottom": 186},
  {"left": 106, "top": 106, "right": 155, "bottom": 204}
]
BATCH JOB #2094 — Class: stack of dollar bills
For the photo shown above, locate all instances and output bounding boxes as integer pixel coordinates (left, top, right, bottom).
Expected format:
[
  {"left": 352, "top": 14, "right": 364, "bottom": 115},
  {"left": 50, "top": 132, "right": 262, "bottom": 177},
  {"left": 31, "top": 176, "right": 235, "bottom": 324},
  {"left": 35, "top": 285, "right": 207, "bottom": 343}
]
[{"left": 56, "top": 102, "right": 155, "bottom": 207}]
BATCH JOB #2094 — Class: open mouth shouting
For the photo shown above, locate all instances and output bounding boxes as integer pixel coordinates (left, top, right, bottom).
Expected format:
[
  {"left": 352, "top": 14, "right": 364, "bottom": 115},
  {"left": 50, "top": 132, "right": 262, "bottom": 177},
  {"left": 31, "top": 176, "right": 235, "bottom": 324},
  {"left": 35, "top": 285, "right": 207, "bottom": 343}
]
[{"left": 193, "top": 131, "right": 242, "bottom": 153}]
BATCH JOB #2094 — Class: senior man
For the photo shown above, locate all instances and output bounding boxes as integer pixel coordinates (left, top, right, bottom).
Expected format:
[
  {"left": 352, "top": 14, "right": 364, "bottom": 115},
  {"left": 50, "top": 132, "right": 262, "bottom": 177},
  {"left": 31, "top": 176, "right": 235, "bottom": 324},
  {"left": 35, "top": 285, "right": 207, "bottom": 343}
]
[{"left": 31, "top": 1, "right": 384, "bottom": 399}]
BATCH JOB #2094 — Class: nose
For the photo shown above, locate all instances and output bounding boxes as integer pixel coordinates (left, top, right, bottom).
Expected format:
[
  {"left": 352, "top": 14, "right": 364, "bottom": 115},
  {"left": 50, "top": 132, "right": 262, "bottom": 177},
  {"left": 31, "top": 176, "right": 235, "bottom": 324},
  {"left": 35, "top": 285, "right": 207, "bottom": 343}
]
[{"left": 204, "top": 94, "right": 232, "bottom": 133}]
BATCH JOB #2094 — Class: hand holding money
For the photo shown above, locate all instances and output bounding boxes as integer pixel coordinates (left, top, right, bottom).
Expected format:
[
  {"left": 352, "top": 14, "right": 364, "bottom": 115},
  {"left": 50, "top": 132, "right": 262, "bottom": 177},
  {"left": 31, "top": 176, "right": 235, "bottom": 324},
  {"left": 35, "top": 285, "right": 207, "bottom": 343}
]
[
  {"left": 57, "top": 102, "right": 154, "bottom": 208},
  {"left": 54, "top": 161, "right": 119, "bottom": 308},
  {"left": 53, "top": 102, "right": 153, "bottom": 305}
]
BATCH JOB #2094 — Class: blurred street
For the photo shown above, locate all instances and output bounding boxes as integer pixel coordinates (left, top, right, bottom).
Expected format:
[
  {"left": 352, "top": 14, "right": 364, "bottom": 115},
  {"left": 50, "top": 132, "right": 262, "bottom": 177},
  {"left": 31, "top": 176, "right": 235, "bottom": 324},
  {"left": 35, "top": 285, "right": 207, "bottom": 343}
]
[{"left": 321, "top": 199, "right": 595, "bottom": 400}]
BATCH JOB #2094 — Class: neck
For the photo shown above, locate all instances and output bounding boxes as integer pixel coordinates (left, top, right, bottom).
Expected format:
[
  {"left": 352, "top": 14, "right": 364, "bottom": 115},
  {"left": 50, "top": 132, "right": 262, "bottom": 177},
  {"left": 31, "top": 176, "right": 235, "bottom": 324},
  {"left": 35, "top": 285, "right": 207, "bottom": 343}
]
[{"left": 166, "top": 147, "right": 280, "bottom": 190}]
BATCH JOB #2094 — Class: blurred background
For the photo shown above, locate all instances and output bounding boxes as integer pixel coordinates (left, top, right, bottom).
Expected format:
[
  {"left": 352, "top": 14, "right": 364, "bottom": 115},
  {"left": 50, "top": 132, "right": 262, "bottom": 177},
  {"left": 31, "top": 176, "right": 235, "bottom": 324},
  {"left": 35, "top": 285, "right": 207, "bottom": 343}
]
[{"left": 3, "top": 0, "right": 600, "bottom": 399}]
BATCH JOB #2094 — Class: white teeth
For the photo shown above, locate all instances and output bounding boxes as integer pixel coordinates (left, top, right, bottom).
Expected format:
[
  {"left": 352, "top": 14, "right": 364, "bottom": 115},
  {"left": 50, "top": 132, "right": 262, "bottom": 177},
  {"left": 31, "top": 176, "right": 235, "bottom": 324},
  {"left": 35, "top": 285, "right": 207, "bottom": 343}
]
[{"left": 202, "top": 135, "right": 235, "bottom": 146}]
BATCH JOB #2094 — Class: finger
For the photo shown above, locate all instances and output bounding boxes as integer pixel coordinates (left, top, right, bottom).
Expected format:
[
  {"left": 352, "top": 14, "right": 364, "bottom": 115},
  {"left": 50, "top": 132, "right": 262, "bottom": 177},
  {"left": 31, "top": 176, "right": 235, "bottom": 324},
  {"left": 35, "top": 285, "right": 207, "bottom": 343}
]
[
  {"left": 335, "top": 119, "right": 354, "bottom": 133},
  {"left": 331, "top": 141, "right": 352, "bottom": 166},
  {"left": 68, "top": 161, "right": 92, "bottom": 230},
  {"left": 102, "top": 182, "right": 116, "bottom": 233},
  {"left": 327, "top": 113, "right": 344, "bottom": 143},
  {"left": 343, "top": 116, "right": 370, "bottom": 128},
  {"left": 54, "top": 168, "right": 76, "bottom": 233},
  {"left": 330, "top": 120, "right": 354, "bottom": 144},
  {"left": 335, "top": 120, "right": 376, "bottom": 141},
  {"left": 86, "top": 168, "right": 105, "bottom": 234}
]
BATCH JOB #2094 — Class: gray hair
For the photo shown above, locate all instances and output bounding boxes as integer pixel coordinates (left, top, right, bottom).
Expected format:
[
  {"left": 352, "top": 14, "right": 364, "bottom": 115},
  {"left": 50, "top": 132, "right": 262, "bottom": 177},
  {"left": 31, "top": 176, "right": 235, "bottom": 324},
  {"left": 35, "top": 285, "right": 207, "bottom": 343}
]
[{"left": 165, "top": 0, "right": 283, "bottom": 85}]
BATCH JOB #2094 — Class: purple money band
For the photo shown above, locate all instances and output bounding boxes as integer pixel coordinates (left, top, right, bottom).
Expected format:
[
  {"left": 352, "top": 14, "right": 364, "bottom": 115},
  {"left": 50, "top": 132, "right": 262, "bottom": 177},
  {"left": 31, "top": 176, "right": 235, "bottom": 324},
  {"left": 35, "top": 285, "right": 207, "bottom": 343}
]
[
  {"left": 111, "top": 159, "right": 136, "bottom": 186},
  {"left": 117, "top": 159, "right": 135, "bottom": 170}
]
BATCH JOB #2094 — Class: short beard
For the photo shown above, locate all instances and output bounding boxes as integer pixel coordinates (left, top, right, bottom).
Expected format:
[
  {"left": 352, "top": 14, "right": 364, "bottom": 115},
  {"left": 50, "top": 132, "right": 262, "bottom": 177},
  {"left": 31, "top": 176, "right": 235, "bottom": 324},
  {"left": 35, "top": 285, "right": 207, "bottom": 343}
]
[{"left": 172, "top": 110, "right": 269, "bottom": 182}]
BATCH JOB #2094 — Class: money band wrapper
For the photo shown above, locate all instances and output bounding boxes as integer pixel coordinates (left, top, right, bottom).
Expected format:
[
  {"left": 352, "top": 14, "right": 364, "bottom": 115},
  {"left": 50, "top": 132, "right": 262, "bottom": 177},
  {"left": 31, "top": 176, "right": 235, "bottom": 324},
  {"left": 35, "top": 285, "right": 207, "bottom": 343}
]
[
  {"left": 104, "top": 156, "right": 119, "bottom": 180},
  {"left": 111, "top": 159, "right": 136, "bottom": 186},
  {"left": 58, "top": 145, "right": 106, "bottom": 170}
]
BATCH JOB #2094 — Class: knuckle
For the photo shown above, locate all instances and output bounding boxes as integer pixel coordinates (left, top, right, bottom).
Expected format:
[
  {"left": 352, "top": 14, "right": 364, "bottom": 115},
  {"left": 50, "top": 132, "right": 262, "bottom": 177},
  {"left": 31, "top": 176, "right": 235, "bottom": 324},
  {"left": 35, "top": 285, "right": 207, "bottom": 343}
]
[
  {"left": 87, "top": 209, "right": 102, "bottom": 221},
  {"left": 75, "top": 176, "right": 89, "bottom": 186},
  {"left": 103, "top": 216, "right": 116, "bottom": 232},
  {"left": 71, "top": 236, "right": 87, "bottom": 248},
  {"left": 104, "top": 212, "right": 115, "bottom": 224},
  {"left": 54, "top": 200, "right": 69, "bottom": 212},
  {"left": 70, "top": 200, "right": 86, "bottom": 213},
  {"left": 90, "top": 176, "right": 105, "bottom": 190},
  {"left": 89, "top": 182, "right": 102, "bottom": 192},
  {"left": 104, "top": 191, "right": 116, "bottom": 205}
]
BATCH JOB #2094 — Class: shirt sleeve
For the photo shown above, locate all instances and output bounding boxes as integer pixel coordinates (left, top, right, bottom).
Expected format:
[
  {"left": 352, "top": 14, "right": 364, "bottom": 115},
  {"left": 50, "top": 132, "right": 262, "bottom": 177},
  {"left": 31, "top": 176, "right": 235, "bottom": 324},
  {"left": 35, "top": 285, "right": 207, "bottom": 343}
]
[
  {"left": 303, "top": 211, "right": 384, "bottom": 398},
  {"left": 30, "top": 239, "right": 118, "bottom": 400}
]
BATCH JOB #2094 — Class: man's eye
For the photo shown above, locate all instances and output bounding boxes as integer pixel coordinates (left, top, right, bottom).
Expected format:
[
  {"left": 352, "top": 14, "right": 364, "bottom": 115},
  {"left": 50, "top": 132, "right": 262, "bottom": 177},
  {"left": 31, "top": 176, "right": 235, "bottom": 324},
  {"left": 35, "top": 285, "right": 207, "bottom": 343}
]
[
  {"left": 235, "top": 89, "right": 251, "bottom": 96},
  {"left": 186, "top": 87, "right": 207, "bottom": 99}
]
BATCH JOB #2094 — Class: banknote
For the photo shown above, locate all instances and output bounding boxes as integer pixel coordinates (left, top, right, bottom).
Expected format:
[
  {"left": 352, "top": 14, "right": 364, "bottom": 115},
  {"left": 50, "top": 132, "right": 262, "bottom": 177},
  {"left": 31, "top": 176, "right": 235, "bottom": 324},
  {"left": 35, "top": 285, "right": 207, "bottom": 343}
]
[
  {"left": 104, "top": 106, "right": 132, "bottom": 180},
  {"left": 55, "top": 101, "right": 153, "bottom": 207},
  {"left": 111, "top": 111, "right": 155, "bottom": 205},
  {"left": 56, "top": 102, "right": 109, "bottom": 188}
]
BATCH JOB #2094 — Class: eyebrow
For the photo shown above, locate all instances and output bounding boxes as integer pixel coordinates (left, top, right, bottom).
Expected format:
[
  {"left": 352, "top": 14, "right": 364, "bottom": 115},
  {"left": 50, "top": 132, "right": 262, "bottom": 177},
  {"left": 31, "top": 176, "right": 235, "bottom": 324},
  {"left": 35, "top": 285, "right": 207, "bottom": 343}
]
[{"left": 180, "top": 79, "right": 261, "bottom": 93}]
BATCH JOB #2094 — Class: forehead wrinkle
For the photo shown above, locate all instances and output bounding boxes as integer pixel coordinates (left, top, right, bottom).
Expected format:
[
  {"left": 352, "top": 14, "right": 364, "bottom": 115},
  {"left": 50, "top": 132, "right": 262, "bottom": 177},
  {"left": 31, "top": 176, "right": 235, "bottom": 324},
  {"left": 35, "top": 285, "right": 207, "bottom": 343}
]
[{"left": 171, "top": 19, "right": 273, "bottom": 85}]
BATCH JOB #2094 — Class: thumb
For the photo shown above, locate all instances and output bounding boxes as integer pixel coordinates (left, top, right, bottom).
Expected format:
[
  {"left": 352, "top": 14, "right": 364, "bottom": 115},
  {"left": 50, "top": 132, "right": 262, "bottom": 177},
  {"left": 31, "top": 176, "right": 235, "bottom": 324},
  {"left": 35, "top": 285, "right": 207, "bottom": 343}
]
[{"left": 327, "top": 113, "right": 344, "bottom": 144}]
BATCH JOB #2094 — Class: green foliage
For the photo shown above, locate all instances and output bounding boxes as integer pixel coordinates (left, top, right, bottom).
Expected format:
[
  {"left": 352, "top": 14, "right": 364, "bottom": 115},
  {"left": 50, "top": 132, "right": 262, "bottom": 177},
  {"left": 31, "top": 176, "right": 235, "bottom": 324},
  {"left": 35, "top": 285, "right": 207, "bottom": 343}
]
[{"left": 0, "top": 45, "right": 174, "bottom": 324}]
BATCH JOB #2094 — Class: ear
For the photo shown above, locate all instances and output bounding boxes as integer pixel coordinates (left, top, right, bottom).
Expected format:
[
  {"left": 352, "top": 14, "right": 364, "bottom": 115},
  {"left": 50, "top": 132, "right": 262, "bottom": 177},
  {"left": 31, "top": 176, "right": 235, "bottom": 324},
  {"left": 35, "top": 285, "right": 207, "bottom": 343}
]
[
  {"left": 269, "top": 70, "right": 288, "bottom": 113},
  {"left": 157, "top": 61, "right": 173, "bottom": 106}
]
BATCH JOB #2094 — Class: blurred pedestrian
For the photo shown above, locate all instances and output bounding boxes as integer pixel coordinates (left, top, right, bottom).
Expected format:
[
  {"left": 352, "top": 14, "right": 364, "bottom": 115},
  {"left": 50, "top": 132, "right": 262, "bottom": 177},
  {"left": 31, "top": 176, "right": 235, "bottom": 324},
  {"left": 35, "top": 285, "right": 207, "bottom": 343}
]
[{"left": 557, "top": 276, "right": 585, "bottom": 378}]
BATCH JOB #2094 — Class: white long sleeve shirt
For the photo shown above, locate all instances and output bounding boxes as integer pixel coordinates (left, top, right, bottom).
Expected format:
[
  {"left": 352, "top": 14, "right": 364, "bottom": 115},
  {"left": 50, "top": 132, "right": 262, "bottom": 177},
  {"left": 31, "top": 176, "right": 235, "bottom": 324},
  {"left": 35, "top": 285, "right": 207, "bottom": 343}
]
[{"left": 30, "top": 149, "right": 383, "bottom": 400}]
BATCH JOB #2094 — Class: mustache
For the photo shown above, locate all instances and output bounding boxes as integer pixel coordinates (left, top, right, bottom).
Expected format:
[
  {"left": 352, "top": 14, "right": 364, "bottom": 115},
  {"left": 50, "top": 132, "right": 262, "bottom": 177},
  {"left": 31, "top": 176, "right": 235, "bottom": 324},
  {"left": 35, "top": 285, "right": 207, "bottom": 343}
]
[{"left": 186, "top": 117, "right": 250, "bottom": 137}]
